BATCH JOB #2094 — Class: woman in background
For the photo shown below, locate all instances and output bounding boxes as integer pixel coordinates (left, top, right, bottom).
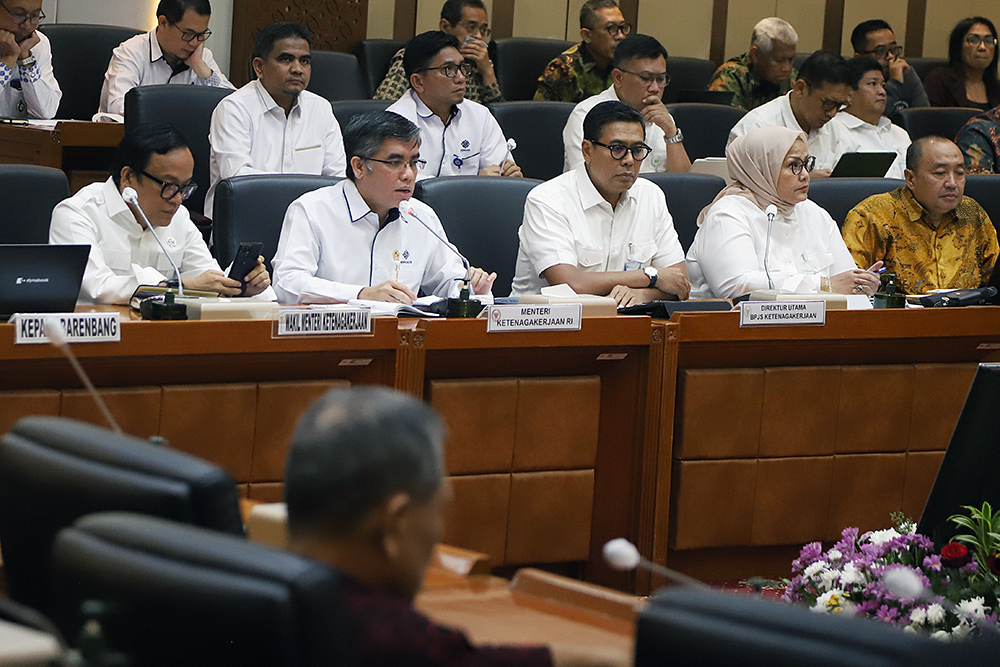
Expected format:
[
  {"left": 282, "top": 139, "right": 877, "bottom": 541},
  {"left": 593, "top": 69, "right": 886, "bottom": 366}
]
[{"left": 924, "top": 17, "right": 1000, "bottom": 110}]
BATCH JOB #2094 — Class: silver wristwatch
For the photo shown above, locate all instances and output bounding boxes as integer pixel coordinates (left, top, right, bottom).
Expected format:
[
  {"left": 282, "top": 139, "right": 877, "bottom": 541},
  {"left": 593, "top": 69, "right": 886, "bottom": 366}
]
[
  {"left": 643, "top": 266, "right": 658, "bottom": 288},
  {"left": 17, "top": 52, "right": 36, "bottom": 68},
  {"left": 665, "top": 127, "right": 684, "bottom": 144}
]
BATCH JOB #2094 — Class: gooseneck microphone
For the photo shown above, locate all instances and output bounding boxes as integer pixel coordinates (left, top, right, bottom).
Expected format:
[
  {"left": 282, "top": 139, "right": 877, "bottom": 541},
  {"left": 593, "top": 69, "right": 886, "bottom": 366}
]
[
  {"left": 603, "top": 538, "right": 710, "bottom": 589},
  {"left": 763, "top": 204, "right": 777, "bottom": 290},
  {"left": 404, "top": 205, "right": 483, "bottom": 318},
  {"left": 44, "top": 318, "right": 122, "bottom": 434},
  {"left": 121, "top": 187, "right": 185, "bottom": 297},
  {"left": 404, "top": 206, "right": 473, "bottom": 289}
]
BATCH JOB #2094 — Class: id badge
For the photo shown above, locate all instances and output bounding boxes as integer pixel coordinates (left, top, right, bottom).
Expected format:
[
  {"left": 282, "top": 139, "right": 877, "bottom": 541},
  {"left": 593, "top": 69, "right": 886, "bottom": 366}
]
[{"left": 624, "top": 259, "right": 641, "bottom": 271}]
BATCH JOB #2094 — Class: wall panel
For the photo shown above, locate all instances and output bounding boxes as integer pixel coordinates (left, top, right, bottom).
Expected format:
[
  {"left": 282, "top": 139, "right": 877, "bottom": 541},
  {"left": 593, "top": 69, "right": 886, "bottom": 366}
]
[
  {"left": 513, "top": 0, "right": 570, "bottom": 39},
  {"left": 726, "top": 1, "right": 776, "bottom": 62},
  {"left": 638, "top": 0, "right": 714, "bottom": 61},
  {"left": 923, "top": 0, "right": 976, "bottom": 58},
  {"left": 776, "top": 0, "right": 826, "bottom": 53},
  {"left": 841, "top": 0, "right": 909, "bottom": 56},
  {"left": 369, "top": 0, "right": 396, "bottom": 38}
]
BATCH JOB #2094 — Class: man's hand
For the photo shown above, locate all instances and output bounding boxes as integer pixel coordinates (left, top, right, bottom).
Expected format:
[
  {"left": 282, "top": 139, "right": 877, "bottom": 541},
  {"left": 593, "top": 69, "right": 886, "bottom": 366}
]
[
  {"left": 459, "top": 37, "right": 493, "bottom": 75},
  {"left": 640, "top": 99, "right": 677, "bottom": 137},
  {"left": 468, "top": 266, "right": 496, "bottom": 294},
  {"left": 609, "top": 285, "right": 655, "bottom": 307},
  {"left": 500, "top": 159, "right": 522, "bottom": 178},
  {"left": 478, "top": 164, "right": 501, "bottom": 176},
  {"left": 16, "top": 31, "right": 39, "bottom": 60},
  {"left": 358, "top": 280, "right": 417, "bottom": 304},
  {"left": 184, "top": 270, "right": 243, "bottom": 296},
  {"left": 241, "top": 256, "right": 271, "bottom": 297},
  {"left": 185, "top": 41, "right": 213, "bottom": 79},
  {"left": 0, "top": 30, "right": 20, "bottom": 64},
  {"left": 887, "top": 55, "right": 909, "bottom": 83}
]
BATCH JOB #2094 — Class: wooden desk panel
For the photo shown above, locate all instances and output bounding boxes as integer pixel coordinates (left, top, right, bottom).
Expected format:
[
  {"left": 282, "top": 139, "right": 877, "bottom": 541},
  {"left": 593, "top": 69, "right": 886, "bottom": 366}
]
[{"left": 0, "top": 121, "right": 124, "bottom": 191}]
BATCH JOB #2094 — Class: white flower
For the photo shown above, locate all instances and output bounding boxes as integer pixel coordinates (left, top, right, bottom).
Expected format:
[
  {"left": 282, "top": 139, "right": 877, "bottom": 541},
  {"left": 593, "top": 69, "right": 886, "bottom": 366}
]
[
  {"left": 818, "top": 568, "right": 840, "bottom": 590},
  {"left": 804, "top": 561, "right": 826, "bottom": 578},
  {"left": 813, "top": 589, "right": 851, "bottom": 614},
  {"left": 926, "top": 604, "right": 946, "bottom": 625},
  {"left": 956, "top": 597, "right": 987, "bottom": 620},
  {"left": 930, "top": 630, "right": 951, "bottom": 642},
  {"left": 952, "top": 622, "right": 972, "bottom": 639},
  {"left": 827, "top": 549, "right": 843, "bottom": 561},
  {"left": 840, "top": 562, "right": 866, "bottom": 586},
  {"left": 909, "top": 607, "right": 927, "bottom": 626},
  {"left": 903, "top": 625, "right": 918, "bottom": 633},
  {"left": 864, "top": 528, "right": 901, "bottom": 546}
]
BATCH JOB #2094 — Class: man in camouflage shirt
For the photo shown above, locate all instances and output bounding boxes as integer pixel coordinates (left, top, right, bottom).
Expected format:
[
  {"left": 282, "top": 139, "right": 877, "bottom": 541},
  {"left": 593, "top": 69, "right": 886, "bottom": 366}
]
[
  {"left": 374, "top": 0, "right": 501, "bottom": 104},
  {"left": 708, "top": 17, "right": 798, "bottom": 111},
  {"left": 534, "top": 0, "right": 627, "bottom": 103}
]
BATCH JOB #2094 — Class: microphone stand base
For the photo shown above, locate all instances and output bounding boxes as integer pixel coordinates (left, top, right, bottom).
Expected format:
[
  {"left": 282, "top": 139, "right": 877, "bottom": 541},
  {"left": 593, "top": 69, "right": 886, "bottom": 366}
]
[
  {"left": 140, "top": 291, "right": 188, "bottom": 320},
  {"left": 445, "top": 297, "right": 485, "bottom": 318}
]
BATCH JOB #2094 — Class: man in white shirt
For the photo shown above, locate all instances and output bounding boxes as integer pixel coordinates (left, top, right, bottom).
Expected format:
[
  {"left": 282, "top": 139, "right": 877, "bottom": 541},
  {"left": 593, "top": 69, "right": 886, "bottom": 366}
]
[
  {"left": 272, "top": 111, "right": 495, "bottom": 304},
  {"left": 386, "top": 30, "right": 520, "bottom": 180},
  {"left": 512, "top": 100, "right": 689, "bottom": 306},
  {"left": 50, "top": 124, "right": 271, "bottom": 305},
  {"left": 563, "top": 34, "right": 690, "bottom": 174},
  {"left": 729, "top": 50, "right": 853, "bottom": 175},
  {"left": 96, "top": 0, "right": 234, "bottom": 121},
  {"left": 205, "top": 21, "right": 346, "bottom": 216},
  {"left": 0, "top": 0, "right": 60, "bottom": 118},
  {"left": 831, "top": 57, "right": 910, "bottom": 179}
]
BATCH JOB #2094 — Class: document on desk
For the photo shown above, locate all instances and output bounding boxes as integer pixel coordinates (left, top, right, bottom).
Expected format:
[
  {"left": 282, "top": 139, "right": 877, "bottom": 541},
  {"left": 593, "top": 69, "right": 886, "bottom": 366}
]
[{"left": 348, "top": 296, "right": 442, "bottom": 317}]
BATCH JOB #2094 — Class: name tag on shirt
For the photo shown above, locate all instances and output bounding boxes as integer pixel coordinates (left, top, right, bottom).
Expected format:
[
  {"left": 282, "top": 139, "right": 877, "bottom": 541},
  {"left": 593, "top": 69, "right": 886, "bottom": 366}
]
[{"left": 13, "top": 312, "right": 121, "bottom": 344}]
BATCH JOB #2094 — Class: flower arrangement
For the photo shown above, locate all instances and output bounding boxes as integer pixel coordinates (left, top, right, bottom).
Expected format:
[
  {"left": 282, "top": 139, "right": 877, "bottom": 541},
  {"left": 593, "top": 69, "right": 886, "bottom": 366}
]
[{"left": 783, "top": 504, "right": 1000, "bottom": 638}]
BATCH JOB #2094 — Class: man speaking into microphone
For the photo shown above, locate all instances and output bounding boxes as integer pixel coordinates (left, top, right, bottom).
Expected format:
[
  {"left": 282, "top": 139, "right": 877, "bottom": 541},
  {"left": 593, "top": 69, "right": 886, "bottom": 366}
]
[{"left": 272, "top": 111, "right": 496, "bottom": 304}]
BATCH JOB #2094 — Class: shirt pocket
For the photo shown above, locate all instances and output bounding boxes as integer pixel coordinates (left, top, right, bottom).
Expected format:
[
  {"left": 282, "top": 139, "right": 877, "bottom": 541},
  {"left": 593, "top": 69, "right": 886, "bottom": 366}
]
[
  {"left": 799, "top": 248, "right": 835, "bottom": 274},
  {"left": 628, "top": 240, "right": 658, "bottom": 265},
  {"left": 576, "top": 242, "right": 604, "bottom": 269},
  {"left": 294, "top": 144, "right": 324, "bottom": 171},
  {"left": 100, "top": 248, "right": 133, "bottom": 275}
]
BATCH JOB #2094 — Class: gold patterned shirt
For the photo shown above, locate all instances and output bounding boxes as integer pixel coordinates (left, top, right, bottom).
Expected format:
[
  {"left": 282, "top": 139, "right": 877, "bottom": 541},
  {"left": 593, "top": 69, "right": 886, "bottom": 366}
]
[
  {"left": 373, "top": 48, "right": 502, "bottom": 105},
  {"left": 842, "top": 186, "right": 998, "bottom": 294}
]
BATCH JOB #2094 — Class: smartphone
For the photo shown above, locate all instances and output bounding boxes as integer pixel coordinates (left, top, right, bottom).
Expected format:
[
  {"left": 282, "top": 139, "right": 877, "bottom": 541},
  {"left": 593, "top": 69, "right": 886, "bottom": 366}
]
[{"left": 228, "top": 242, "right": 263, "bottom": 295}]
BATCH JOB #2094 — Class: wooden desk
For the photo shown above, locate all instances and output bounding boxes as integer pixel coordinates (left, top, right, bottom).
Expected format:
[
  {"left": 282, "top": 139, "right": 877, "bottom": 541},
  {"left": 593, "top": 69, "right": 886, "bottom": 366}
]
[{"left": 0, "top": 121, "right": 124, "bottom": 191}]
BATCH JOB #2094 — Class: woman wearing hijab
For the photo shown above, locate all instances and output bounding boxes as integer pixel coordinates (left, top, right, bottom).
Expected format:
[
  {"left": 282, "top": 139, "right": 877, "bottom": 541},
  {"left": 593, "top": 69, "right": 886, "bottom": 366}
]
[{"left": 686, "top": 125, "right": 882, "bottom": 299}]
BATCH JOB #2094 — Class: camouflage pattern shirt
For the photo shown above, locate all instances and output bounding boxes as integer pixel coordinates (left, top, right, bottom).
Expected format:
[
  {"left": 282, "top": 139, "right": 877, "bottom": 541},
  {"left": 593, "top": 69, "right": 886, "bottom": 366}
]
[
  {"left": 533, "top": 42, "right": 614, "bottom": 103},
  {"left": 956, "top": 105, "right": 1000, "bottom": 174},
  {"left": 708, "top": 52, "right": 796, "bottom": 111},
  {"left": 373, "top": 48, "right": 503, "bottom": 105}
]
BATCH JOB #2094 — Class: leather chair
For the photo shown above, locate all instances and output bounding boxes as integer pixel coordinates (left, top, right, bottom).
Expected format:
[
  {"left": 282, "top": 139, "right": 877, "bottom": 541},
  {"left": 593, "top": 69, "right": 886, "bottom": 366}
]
[
  {"left": 807, "top": 177, "right": 905, "bottom": 228},
  {"left": 51, "top": 512, "right": 348, "bottom": 667},
  {"left": 662, "top": 57, "right": 719, "bottom": 104},
  {"left": 212, "top": 174, "right": 342, "bottom": 272},
  {"left": 964, "top": 175, "right": 1000, "bottom": 236},
  {"left": 794, "top": 53, "right": 809, "bottom": 71},
  {"left": 307, "top": 51, "right": 368, "bottom": 102},
  {"left": 666, "top": 103, "right": 746, "bottom": 160},
  {"left": 0, "top": 165, "right": 70, "bottom": 244},
  {"left": 39, "top": 24, "right": 143, "bottom": 120},
  {"left": 414, "top": 176, "right": 543, "bottom": 296},
  {"left": 0, "top": 416, "right": 243, "bottom": 613},
  {"left": 354, "top": 38, "right": 405, "bottom": 97},
  {"left": 493, "top": 37, "right": 575, "bottom": 101},
  {"left": 898, "top": 107, "right": 980, "bottom": 142},
  {"left": 331, "top": 99, "right": 392, "bottom": 127},
  {"left": 489, "top": 101, "right": 575, "bottom": 181},
  {"left": 640, "top": 173, "right": 726, "bottom": 252},
  {"left": 908, "top": 57, "right": 948, "bottom": 83}
]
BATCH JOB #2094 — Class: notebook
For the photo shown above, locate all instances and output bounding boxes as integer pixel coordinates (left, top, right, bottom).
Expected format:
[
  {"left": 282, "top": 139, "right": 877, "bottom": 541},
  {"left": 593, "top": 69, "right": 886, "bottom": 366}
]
[{"left": 0, "top": 244, "right": 89, "bottom": 318}]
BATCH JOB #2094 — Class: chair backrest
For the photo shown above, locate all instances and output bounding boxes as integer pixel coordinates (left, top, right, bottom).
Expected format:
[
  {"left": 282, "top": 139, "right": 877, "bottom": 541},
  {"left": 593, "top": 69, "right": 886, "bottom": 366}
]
[
  {"left": 666, "top": 103, "right": 746, "bottom": 160},
  {"left": 640, "top": 173, "right": 726, "bottom": 252},
  {"left": 124, "top": 84, "right": 234, "bottom": 216},
  {"left": 964, "top": 175, "right": 1000, "bottom": 237},
  {"left": 51, "top": 512, "right": 348, "bottom": 667},
  {"left": 307, "top": 51, "right": 368, "bottom": 102},
  {"left": 331, "top": 99, "right": 392, "bottom": 127},
  {"left": 807, "top": 177, "right": 905, "bottom": 228},
  {"left": 0, "top": 416, "right": 244, "bottom": 613},
  {"left": 354, "top": 39, "right": 405, "bottom": 98},
  {"left": 414, "top": 176, "right": 542, "bottom": 296},
  {"left": 907, "top": 57, "right": 948, "bottom": 82},
  {"left": 40, "top": 24, "right": 143, "bottom": 121},
  {"left": 897, "top": 107, "right": 980, "bottom": 142},
  {"left": 794, "top": 53, "right": 809, "bottom": 71},
  {"left": 493, "top": 37, "right": 575, "bottom": 101},
  {"left": 0, "top": 165, "right": 69, "bottom": 244},
  {"left": 662, "top": 57, "right": 719, "bottom": 104},
  {"left": 489, "top": 101, "right": 575, "bottom": 181}
]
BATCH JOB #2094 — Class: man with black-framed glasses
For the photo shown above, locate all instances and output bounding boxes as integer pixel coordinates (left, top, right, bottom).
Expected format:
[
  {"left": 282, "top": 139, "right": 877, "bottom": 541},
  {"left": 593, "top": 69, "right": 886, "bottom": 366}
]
[
  {"left": 0, "top": 0, "right": 60, "bottom": 118},
  {"left": 96, "top": 0, "right": 233, "bottom": 121},
  {"left": 850, "top": 19, "right": 928, "bottom": 123}
]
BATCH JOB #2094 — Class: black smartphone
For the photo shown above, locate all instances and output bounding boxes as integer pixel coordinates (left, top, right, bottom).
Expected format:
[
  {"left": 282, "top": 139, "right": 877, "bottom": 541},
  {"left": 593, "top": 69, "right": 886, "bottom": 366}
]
[{"left": 228, "top": 242, "right": 263, "bottom": 295}]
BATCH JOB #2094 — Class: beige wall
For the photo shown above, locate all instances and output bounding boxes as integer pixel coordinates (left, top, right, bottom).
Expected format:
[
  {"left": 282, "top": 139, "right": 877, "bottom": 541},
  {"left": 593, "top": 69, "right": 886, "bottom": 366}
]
[
  {"left": 841, "top": 0, "right": 909, "bottom": 57},
  {"left": 513, "top": 0, "right": 572, "bottom": 40},
  {"left": 639, "top": 0, "right": 714, "bottom": 61},
  {"left": 924, "top": 0, "right": 998, "bottom": 58}
]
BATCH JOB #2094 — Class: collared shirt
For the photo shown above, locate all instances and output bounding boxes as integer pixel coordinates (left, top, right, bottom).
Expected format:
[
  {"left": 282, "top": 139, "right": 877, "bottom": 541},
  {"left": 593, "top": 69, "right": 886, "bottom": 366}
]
[
  {"left": 533, "top": 42, "right": 613, "bottom": 104},
  {"left": 842, "top": 186, "right": 999, "bottom": 294},
  {"left": 707, "top": 52, "right": 795, "bottom": 111},
  {"left": 205, "top": 79, "right": 347, "bottom": 215},
  {"left": 272, "top": 179, "right": 468, "bottom": 303},
  {"left": 97, "top": 29, "right": 234, "bottom": 120},
  {"left": 830, "top": 112, "right": 911, "bottom": 179},
  {"left": 386, "top": 89, "right": 507, "bottom": 180},
  {"left": 511, "top": 169, "right": 685, "bottom": 295},
  {"left": 728, "top": 93, "right": 843, "bottom": 170},
  {"left": 687, "top": 195, "right": 858, "bottom": 298},
  {"left": 373, "top": 47, "right": 502, "bottom": 105},
  {"left": 883, "top": 66, "right": 929, "bottom": 123},
  {"left": 956, "top": 105, "right": 1000, "bottom": 174},
  {"left": 562, "top": 84, "right": 671, "bottom": 174},
  {"left": 0, "top": 31, "right": 61, "bottom": 119}
]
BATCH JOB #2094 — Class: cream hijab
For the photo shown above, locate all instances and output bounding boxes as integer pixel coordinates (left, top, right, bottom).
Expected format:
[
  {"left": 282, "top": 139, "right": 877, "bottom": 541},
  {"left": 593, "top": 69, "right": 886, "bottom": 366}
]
[{"left": 697, "top": 126, "right": 808, "bottom": 226}]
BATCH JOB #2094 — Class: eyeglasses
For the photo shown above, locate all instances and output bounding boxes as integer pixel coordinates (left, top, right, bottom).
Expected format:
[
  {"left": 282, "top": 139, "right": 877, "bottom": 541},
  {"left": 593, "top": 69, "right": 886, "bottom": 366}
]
[
  {"left": 0, "top": 0, "right": 44, "bottom": 25},
  {"left": 786, "top": 156, "right": 816, "bottom": 175},
  {"left": 170, "top": 23, "right": 212, "bottom": 42},
  {"left": 421, "top": 61, "right": 473, "bottom": 79},
  {"left": 594, "top": 21, "right": 630, "bottom": 38},
  {"left": 805, "top": 84, "right": 850, "bottom": 112},
  {"left": 457, "top": 21, "right": 491, "bottom": 39},
  {"left": 591, "top": 140, "right": 651, "bottom": 161},
  {"left": 618, "top": 68, "right": 671, "bottom": 87},
  {"left": 140, "top": 170, "right": 198, "bottom": 201},
  {"left": 365, "top": 156, "right": 426, "bottom": 172},
  {"left": 965, "top": 34, "right": 997, "bottom": 48},
  {"left": 860, "top": 43, "right": 903, "bottom": 59}
]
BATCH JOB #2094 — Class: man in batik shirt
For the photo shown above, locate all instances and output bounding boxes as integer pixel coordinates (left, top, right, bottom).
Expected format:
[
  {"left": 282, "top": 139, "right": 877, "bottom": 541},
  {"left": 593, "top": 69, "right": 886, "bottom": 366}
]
[{"left": 956, "top": 104, "right": 1000, "bottom": 174}]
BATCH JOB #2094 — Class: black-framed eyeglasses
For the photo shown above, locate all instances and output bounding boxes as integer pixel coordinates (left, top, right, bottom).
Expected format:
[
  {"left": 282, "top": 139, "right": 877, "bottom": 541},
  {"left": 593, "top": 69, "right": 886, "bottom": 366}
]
[
  {"left": 0, "top": 0, "right": 43, "bottom": 25},
  {"left": 170, "top": 23, "right": 212, "bottom": 42},
  {"left": 965, "top": 34, "right": 997, "bottom": 48},
  {"left": 421, "top": 61, "right": 473, "bottom": 79},
  {"left": 591, "top": 140, "right": 651, "bottom": 161},
  {"left": 618, "top": 68, "right": 670, "bottom": 87},
  {"left": 457, "top": 21, "right": 491, "bottom": 40},
  {"left": 805, "top": 83, "right": 850, "bottom": 113},
  {"left": 860, "top": 43, "right": 903, "bottom": 59},
  {"left": 594, "top": 21, "right": 630, "bottom": 37},
  {"left": 786, "top": 156, "right": 816, "bottom": 175},
  {"left": 140, "top": 170, "right": 198, "bottom": 201},
  {"left": 365, "top": 156, "right": 426, "bottom": 172}
]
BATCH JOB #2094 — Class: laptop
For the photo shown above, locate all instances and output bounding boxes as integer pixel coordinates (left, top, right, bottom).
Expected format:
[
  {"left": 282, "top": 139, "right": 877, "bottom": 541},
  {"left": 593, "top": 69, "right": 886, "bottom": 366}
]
[{"left": 0, "top": 244, "right": 90, "bottom": 318}]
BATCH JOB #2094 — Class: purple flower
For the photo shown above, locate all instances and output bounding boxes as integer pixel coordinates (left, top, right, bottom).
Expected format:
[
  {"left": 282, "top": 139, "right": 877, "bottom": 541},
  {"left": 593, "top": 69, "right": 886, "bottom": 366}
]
[
  {"left": 876, "top": 605, "right": 902, "bottom": 624},
  {"left": 923, "top": 555, "right": 942, "bottom": 572},
  {"left": 960, "top": 559, "right": 978, "bottom": 575},
  {"left": 792, "top": 541, "right": 824, "bottom": 571}
]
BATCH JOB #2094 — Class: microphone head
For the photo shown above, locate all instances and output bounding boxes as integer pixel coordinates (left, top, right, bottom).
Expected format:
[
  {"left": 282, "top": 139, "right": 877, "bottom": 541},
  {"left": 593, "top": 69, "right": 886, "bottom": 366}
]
[
  {"left": 506, "top": 138, "right": 517, "bottom": 152},
  {"left": 882, "top": 566, "right": 925, "bottom": 600},
  {"left": 121, "top": 187, "right": 139, "bottom": 205},
  {"left": 765, "top": 204, "right": 777, "bottom": 218},
  {"left": 603, "top": 538, "right": 641, "bottom": 571},
  {"left": 44, "top": 316, "right": 69, "bottom": 349}
]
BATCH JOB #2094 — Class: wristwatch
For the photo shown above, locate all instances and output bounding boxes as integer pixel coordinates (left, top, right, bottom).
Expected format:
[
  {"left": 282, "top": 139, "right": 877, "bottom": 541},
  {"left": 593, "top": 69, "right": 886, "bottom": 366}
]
[
  {"left": 643, "top": 266, "right": 658, "bottom": 288},
  {"left": 665, "top": 127, "right": 684, "bottom": 144},
  {"left": 17, "top": 52, "right": 35, "bottom": 68}
]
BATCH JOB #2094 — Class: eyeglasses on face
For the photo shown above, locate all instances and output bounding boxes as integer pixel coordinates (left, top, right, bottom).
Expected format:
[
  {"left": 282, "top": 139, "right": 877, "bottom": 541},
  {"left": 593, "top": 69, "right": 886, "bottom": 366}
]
[
  {"left": 786, "top": 156, "right": 816, "bottom": 175},
  {"left": 421, "top": 61, "right": 473, "bottom": 79},
  {"left": 0, "top": 0, "right": 43, "bottom": 25},
  {"left": 365, "top": 156, "right": 427, "bottom": 172},
  {"left": 457, "top": 21, "right": 491, "bottom": 39},
  {"left": 591, "top": 140, "right": 651, "bottom": 161},
  {"left": 965, "top": 34, "right": 997, "bottom": 48},
  {"left": 805, "top": 84, "right": 850, "bottom": 113},
  {"left": 861, "top": 44, "right": 903, "bottom": 59},
  {"left": 619, "top": 68, "right": 670, "bottom": 87},
  {"left": 170, "top": 23, "right": 212, "bottom": 42},
  {"left": 140, "top": 170, "right": 198, "bottom": 201},
  {"left": 595, "top": 21, "right": 630, "bottom": 37}
]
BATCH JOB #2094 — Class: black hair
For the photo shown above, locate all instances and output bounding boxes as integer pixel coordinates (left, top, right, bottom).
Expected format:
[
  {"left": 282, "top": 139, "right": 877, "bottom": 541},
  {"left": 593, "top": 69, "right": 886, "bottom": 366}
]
[
  {"left": 402, "top": 31, "right": 461, "bottom": 78},
  {"left": 111, "top": 124, "right": 190, "bottom": 187},
  {"left": 582, "top": 100, "right": 644, "bottom": 143},
  {"left": 343, "top": 111, "right": 421, "bottom": 182},
  {"left": 440, "top": 0, "right": 485, "bottom": 26},
  {"left": 612, "top": 34, "right": 667, "bottom": 71},
  {"left": 579, "top": 0, "right": 619, "bottom": 30},
  {"left": 797, "top": 50, "right": 852, "bottom": 89},
  {"left": 252, "top": 22, "right": 312, "bottom": 61},
  {"left": 850, "top": 19, "right": 893, "bottom": 54},
  {"left": 846, "top": 56, "right": 884, "bottom": 89},
  {"left": 156, "top": 0, "right": 211, "bottom": 23},
  {"left": 947, "top": 17, "right": 999, "bottom": 98}
]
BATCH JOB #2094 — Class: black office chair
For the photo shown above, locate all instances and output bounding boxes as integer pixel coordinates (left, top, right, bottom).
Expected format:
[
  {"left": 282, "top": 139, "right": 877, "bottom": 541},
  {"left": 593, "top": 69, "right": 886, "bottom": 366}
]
[
  {"left": 331, "top": 99, "right": 392, "bottom": 127},
  {"left": 493, "top": 37, "right": 575, "bottom": 101},
  {"left": 662, "top": 57, "right": 719, "bottom": 104},
  {"left": 908, "top": 58, "right": 948, "bottom": 83},
  {"left": 964, "top": 175, "right": 1000, "bottom": 236},
  {"left": 354, "top": 38, "right": 405, "bottom": 98},
  {"left": 51, "top": 512, "right": 348, "bottom": 667},
  {"left": 0, "top": 165, "right": 70, "bottom": 243},
  {"left": 489, "top": 101, "right": 575, "bottom": 181},
  {"left": 794, "top": 53, "right": 809, "bottom": 71},
  {"left": 898, "top": 107, "right": 980, "bottom": 142},
  {"left": 667, "top": 103, "right": 746, "bottom": 160},
  {"left": 307, "top": 51, "right": 368, "bottom": 102},
  {"left": 40, "top": 24, "right": 143, "bottom": 121},
  {"left": 414, "top": 176, "right": 542, "bottom": 296},
  {"left": 0, "top": 416, "right": 243, "bottom": 613},
  {"left": 640, "top": 173, "right": 726, "bottom": 252},
  {"left": 807, "top": 177, "right": 905, "bottom": 228},
  {"left": 213, "top": 174, "right": 342, "bottom": 273}
]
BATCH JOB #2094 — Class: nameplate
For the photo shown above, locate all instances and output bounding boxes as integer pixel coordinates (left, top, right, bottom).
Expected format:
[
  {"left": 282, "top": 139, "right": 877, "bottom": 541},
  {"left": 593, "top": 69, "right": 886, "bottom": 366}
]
[
  {"left": 13, "top": 312, "right": 121, "bottom": 345},
  {"left": 276, "top": 307, "right": 371, "bottom": 336},
  {"left": 486, "top": 304, "right": 582, "bottom": 333},
  {"left": 740, "top": 300, "right": 826, "bottom": 327}
]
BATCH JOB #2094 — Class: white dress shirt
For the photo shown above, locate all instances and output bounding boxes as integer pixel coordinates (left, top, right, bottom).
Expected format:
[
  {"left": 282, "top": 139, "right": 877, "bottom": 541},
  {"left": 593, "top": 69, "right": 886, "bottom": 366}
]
[
  {"left": 272, "top": 179, "right": 468, "bottom": 303},
  {"left": 728, "top": 93, "right": 843, "bottom": 170},
  {"left": 829, "top": 112, "right": 910, "bottom": 179},
  {"left": 0, "top": 32, "right": 61, "bottom": 119},
  {"left": 686, "top": 195, "right": 857, "bottom": 298},
  {"left": 205, "top": 79, "right": 346, "bottom": 215},
  {"left": 386, "top": 90, "right": 507, "bottom": 180},
  {"left": 96, "top": 29, "right": 234, "bottom": 120},
  {"left": 511, "top": 169, "right": 685, "bottom": 295},
  {"left": 563, "top": 85, "right": 671, "bottom": 174}
]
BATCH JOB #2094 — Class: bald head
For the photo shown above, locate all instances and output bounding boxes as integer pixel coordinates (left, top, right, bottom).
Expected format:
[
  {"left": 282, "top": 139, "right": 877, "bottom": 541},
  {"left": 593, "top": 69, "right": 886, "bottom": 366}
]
[{"left": 904, "top": 136, "right": 965, "bottom": 221}]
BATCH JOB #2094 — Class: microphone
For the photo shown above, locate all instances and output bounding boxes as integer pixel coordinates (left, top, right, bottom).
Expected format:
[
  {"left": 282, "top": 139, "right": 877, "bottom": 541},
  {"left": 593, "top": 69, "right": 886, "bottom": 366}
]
[
  {"left": 404, "top": 206, "right": 483, "bottom": 317},
  {"left": 603, "top": 538, "right": 710, "bottom": 590},
  {"left": 44, "top": 317, "right": 122, "bottom": 435},
  {"left": 763, "top": 204, "right": 777, "bottom": 290},
  {"left": 502, "top": 137, "right": 517, "bottom": 171},
  {"left": 121, "top": 187, "right": 185, "bottom": 298}
]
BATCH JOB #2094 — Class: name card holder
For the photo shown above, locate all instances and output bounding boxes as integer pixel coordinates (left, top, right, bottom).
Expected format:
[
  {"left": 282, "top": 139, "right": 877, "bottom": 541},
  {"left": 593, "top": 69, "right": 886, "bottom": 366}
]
[
  {"left": 275, "top": 306, "right": 372, "bottom": 337},
  {"left": 739, "top": 300, "right": 826, "bottom": 327},
  {"left": 486, "top": 304, "right": 583, "bottom": 333},
  {"left": 13, "top": 312, "right": 121, "bottom": 345}
]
